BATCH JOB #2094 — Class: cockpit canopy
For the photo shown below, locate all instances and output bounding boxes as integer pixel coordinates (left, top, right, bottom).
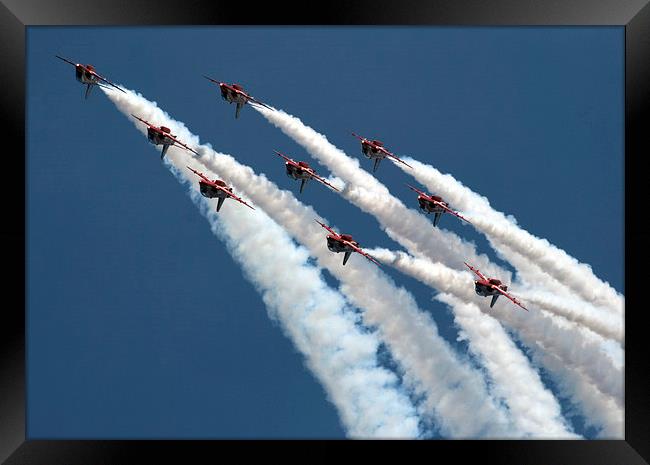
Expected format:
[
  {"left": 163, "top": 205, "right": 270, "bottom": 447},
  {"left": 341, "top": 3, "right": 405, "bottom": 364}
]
[
  {"left": 340, "top": 234, "right": 353, "bottom": 242},
  {"left": 160, "top": 126, "right": 171, "bottom": 133},
  {"left": 371, "top": 140, "right": 383, "bottom": 146},
  {"left": 232, "top": 84, "right": 243, "bottom": 91},
  {"left": 298, "top": 161, "right": 310, "bottom": 168}
]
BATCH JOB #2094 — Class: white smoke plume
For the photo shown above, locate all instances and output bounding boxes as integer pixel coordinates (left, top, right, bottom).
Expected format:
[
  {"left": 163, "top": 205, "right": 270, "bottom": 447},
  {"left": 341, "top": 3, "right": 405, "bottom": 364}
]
[
  {"left": 370, "top": 248, "right": 623, "bottom": 436},
  {"left": 524, "top": 340, "right": 624, "bottom": 438},
  {"left": 491, "top": 240, "right": 624, "bottom": 347},
  {"left": 396, "top": 157, "right": 624, "bottom": 315},
  {"left": 517, "top": 288, "right": 623, "bottom": 344},
  {"left": 433, "top": 292, "right": 577, "bottom": 437},
  {"left": 101, "top": 87, "right": 421, "bottom": 438},
  {"left": 103, "top": 87, "right": 518, "bottom": 438}
]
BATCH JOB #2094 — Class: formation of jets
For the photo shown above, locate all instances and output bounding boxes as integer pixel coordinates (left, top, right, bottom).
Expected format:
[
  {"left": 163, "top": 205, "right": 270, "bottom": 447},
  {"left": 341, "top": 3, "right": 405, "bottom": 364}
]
[{"left": 56, "top": 55, "right": 529, "bottom": 313}]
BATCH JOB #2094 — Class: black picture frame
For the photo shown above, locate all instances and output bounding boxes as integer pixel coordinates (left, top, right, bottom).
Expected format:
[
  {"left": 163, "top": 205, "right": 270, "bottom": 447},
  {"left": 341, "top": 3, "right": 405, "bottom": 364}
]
[{"left": 1, "top": 0, "right": 647, "bottom": 463}]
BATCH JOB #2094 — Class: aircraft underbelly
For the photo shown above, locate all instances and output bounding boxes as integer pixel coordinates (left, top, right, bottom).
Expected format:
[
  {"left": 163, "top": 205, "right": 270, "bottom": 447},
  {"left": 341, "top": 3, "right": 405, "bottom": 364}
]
[
  {"left": 292, "top": 170, "right": 310, "bottom": 180},
  {"left": 327, "top": 239, "right": 347, "bottom": 253},
  {"left": 475, "top": 284, "right": 494, "bottom": 297},
  {"left": 286, "top": 167, "right": 307, "bottom": 180},
  {"left": 149, "top": 132, "right": 166, "bottom": 145},
  {"left": 362, "top": 146, "right": 382, "bottom": 158},
  {"left": 79, "top": 75, "right": 96, "bottom": 85},
  {"left": 423, "top": 203, "right": 443, "bottom": 214},
  {"left": 226, "top": 93, "right": 247, "bottom": 105},
  {"left": 199, "top": 185, "right": 225, "bottom": 199}
]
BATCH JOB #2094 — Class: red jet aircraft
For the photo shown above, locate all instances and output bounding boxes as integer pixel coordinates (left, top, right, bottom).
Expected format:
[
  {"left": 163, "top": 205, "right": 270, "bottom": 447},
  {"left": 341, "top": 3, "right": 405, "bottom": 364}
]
[
  {"left": 203, "top": 76, "right": 272, "bottom": 118},
  {"left": 407, "top": 184, "right": 471, "bottom": 227},
  {"left": 275, "top": 150, "right": 340, "bottom": 194},
  {"left": 187, "top": 166, "right": 255, "bottom": 212},
  {"left": 464, "top": 262, "right": 528, "bottom": 311},
  {"left": 131, "top": 115, "right": 200, "bottom": 160},
  {"left": 351, "top": 132, "right": 413, "bottom": 173},
  {"left": 56, "top": 55, "right": 126, "bottom": 99},
  {"left": 316, "top": 220, "right": 381, "bottom": 267}
]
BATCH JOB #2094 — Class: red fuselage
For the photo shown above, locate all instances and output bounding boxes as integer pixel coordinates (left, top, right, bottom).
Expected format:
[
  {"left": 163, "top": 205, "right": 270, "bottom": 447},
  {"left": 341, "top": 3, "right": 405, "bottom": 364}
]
[
  {"left": 285, "top": 161, "right": 313, "bottom": 181},
  {"left": 360, "top": 140, "right": 386, "bottom": 159},
  {"left": 417, "top": 195, "right": 447, "bottom": 214},
  {"left": 474, "top": 278, "right": 508, "bottom": 297},
  {"left": 326, "top": 234, "right": 358, "bottom": 254},
  {"left": 147, "top": 126, "right": 174, "bottom": 146},
  {"left": 198, "top": 180, "right": 231, "bottom": 199},
  {"left": 220, "top": 83, "right": 249, "bottom": 105},
  {"left": 75, "top": 64, "right": 98, "bottom": 84}
]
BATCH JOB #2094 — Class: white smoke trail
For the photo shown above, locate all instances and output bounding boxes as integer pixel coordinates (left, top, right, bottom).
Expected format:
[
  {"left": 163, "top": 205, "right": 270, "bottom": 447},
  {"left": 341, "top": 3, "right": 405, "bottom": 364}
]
[
  {"left": 524, "top": 340, "right": 624, "bottom": 438},
  {"left": 101, "top": 87, "right": 421, "bottom": 438},
  {"left": 397, "top": 158, "right": 624, "bottom": 315},
  {"left": 517, "top": 287, "right": 623, "bottom": 344},
  {"left": 433, "top": 291, "right": 576, "bottom": 437},
  {"left": 491, "top": 240, "right": 624, "bottom": 340},
  {"left": 370, "top": 248, "right": 623, "bottom": 435},
  {"left": 103, "top": 87, "right": 518, "bottom": 438},
  {"left": 253, "top": 106, "right": 622, "bottom": 402}
]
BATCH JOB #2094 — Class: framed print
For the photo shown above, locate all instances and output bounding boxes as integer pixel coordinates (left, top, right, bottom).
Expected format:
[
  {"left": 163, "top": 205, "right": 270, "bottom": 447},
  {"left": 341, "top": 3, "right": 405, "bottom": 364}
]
[{"left": 1, "top": 0, "right": 647, "bottom": 463}]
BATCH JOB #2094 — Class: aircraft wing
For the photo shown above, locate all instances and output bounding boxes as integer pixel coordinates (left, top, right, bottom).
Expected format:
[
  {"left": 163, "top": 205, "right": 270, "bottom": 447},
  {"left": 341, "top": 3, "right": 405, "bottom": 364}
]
[
  {"left": 493, "top": 286, "right": 529, "bottom": 311},
  {"left": 464, "top": 262, "right": 488, "bottom": 281},
  {"left": 186, "top": 166, "right": 213, "bottom": 184},
  {"left": 96, "top": 82, "right": 115, "bottom": 91},
  {"left": 435, "top": 201, "right": 472, "bottom": 225},
  {"left": 406, "top": 184, "right": 428, "bottom": 197},
  {"left": 309, "top": 171, "right": 340, "bottom": 192},
  {"left": 222, "top": 188, "right": 255, "bottom": 210},
  {"left": 383, "top": 149, "right": 413, "bottom": 169},
  {"left": 274, "top": 150, "right": 297, "bottom": 165},
  {"left": 347, "top": 242, "right": 382, "bottom": 267},
  {"left": 131, "top": 114, "right": 152, "bottom": 127},
  {"left": 55, "top": 55, "right": 77, "bottom": 66},
  {"left": 315, "top": 219, "right": 338, "bottom": 236},
  {"left": 92, "top": 72, "right": 126, "bottom": 93},
  {"left": 94, "top": 75, "right": 126, "bottom": 94},
  {"left": 351, "top": 132, "right": 367, "bottom": 143},
  {"left": 203, "top": 75, "right": 223, "bottom": 86},
  {"left": 247, "top": 95, "right": 272, "bottom": 111},
  {"left": 170, "top": 135, "right": 199, "bottom": 156}
]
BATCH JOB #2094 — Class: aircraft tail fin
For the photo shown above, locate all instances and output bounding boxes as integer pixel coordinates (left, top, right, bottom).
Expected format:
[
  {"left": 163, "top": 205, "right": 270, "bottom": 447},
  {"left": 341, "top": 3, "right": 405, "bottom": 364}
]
[
  {"left": 235, "top": 102, "right": 243, "bottom": 119},
  {"left": 216, "top": 197, "right": 226, "bottom": 212},
  {"left": 84, "top": 83, "right": 93, "bottom": 100},
  {"left": 433, "top": 212, "right": 442, "bottom": 227},
  {"left": 299, "top": 179, "right": 307, "bottom": 193},
  {"left": 373, "top": 157, "right": 381, "bottom": 172},
  {"left": 490, "top": 294, "right": 499, "bottom": 308},
  {"left": 343, "top": 251, "right": 352, "bottom": 266},
  {"left": 160, "top": 144, "right": 169, "bottom": 160}
]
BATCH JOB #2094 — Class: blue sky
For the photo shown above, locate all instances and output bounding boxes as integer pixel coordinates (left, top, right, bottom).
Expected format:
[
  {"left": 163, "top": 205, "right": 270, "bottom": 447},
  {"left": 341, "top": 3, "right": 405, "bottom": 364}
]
[{"left": 27, "top": 26, "right": 623, "bottom": 438}]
